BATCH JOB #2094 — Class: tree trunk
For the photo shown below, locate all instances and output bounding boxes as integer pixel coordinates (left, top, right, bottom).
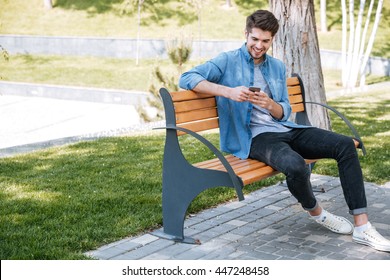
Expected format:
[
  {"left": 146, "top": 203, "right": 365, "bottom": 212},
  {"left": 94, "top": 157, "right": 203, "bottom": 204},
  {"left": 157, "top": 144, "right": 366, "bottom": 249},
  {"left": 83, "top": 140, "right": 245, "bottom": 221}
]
[
  {"left": 340, "top": 0, "right": 383, "bottom": 88},
  {"left": 348, "top": 0, "right": 366, "bottom": 88},
  {"left": 341, "top": 0, "right": 347, "bottom": 86},
  {"left": 345, "top": 0, "right": 355, "bottom": 87},
  {"left": 360, "top": 0, "right": 383, "bottom": 86},
  {"left": 44, "top": 0, "right": 53, "bottom": 9},
  {"left": 270, "top": 0, "right": 331, "bottom": 130},
  {"left": 320, "top": 0, "right": 327, "bottom": 32}
]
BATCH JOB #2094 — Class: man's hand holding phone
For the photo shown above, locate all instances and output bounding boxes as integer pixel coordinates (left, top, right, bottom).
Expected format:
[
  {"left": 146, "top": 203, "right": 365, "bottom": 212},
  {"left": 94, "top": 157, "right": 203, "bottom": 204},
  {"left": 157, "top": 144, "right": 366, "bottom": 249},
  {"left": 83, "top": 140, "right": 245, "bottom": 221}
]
[
  {"left": 249, "top": 87, "right": 261, "bottom": 93},
  {"left": 248, "top": 86, "right": 263, "bottom": 104},
  {"left": 248, "top": 87, "right": 283, "bottom": 119}
]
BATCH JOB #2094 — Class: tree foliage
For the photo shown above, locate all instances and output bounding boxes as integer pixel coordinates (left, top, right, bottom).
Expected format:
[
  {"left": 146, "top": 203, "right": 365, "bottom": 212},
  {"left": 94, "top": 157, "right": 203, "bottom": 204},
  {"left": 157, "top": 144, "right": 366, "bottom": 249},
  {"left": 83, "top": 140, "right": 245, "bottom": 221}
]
[
  {"left": 165, "top": 36, "right": 193, "bottom": 74},
  {"left": 142, "top": 37, "right": 193, "bottom": 122},
  {"left": 1, "top": 45, "right": 9, "bottom": 80}
]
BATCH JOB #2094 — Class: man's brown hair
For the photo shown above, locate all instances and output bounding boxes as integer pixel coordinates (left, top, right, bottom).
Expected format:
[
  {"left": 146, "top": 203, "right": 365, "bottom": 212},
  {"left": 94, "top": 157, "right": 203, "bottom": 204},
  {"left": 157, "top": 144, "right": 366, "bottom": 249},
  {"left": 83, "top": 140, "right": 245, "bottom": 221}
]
[{"left": 246, "top": 10, "right": 279, "bottom": 37}]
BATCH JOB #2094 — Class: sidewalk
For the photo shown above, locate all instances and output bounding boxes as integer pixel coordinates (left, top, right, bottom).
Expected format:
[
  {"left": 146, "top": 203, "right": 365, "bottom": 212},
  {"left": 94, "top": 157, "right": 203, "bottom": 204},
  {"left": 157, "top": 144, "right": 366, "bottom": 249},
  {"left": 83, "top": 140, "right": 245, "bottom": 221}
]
[
  {"left": 0, "top": 94, "right": 149, "bottom": 157},
  {"left": 86, "top": 175, "right": 390, "bottom": 260}
]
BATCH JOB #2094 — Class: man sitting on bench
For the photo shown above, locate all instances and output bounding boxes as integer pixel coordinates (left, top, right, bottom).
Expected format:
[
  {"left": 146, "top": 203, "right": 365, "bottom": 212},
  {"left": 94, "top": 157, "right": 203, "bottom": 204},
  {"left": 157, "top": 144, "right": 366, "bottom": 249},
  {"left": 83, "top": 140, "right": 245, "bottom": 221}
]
[{"left": 179, "top": 9, "right": 390, "bottom": 252}]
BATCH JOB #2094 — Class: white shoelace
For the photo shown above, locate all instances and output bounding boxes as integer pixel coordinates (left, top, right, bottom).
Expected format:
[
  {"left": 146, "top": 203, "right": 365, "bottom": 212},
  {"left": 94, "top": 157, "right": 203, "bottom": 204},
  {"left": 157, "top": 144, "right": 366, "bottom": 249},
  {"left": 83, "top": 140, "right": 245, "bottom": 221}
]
[
  {"left": 320, "top": 215, "right": 344, "bottom": 230},
  {"left": 360, "top": 226, "right": 390, "bottom": 244}
]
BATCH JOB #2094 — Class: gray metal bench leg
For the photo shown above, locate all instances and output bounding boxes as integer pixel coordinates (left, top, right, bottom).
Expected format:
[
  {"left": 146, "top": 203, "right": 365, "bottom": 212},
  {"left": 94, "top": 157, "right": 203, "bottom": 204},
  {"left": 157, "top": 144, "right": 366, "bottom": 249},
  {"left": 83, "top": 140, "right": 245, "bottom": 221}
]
[
  {"left": 152, "top": 130, "right": 239, "bottom": 244},
  {"left": 160, "top": 165, "right": 236, "bottom": 244}
]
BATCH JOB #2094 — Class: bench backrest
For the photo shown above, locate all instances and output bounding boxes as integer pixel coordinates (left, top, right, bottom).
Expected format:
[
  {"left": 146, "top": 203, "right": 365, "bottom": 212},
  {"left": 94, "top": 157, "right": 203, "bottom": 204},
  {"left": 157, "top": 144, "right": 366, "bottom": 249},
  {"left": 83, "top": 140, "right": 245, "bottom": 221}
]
[{"left": 169, "top": 76, "right": 305, "bottom": 135}]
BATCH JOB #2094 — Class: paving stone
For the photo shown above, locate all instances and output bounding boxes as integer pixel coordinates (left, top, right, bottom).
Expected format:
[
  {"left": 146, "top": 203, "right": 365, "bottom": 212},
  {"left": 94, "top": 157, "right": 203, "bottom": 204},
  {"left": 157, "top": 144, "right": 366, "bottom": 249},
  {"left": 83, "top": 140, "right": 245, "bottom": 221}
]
[
  {"left": 130, "top": 234, "right": 159, "bottom": 245},
  {"left": 254, "top": 245, "right": 281, "bottom": 254},
  {"left": 226, "top": 219, "right": 248, "bottom": 227},
  {"left": 296, "top": 253, "right": 318, "bottom": 260},
  {"left": 173, "top": 248, "right": 208, "bottom": 260},
  {"left": 219, "top": 233, "right": 244, "bottom": 242},
  {"left": 87, "top": 246, "right": 124, "bottom": 260},
  {"left": 111, "top": 239, "right": 174, "bottom": 260}
]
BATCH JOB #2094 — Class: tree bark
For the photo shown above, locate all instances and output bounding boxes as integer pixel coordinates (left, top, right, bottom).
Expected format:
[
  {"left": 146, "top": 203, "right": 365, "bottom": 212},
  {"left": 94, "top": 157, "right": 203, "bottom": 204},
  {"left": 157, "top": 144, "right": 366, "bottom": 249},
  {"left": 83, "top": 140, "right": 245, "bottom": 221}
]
[{"left": 270, "top": 0, "right": 331, "bottom": 130}]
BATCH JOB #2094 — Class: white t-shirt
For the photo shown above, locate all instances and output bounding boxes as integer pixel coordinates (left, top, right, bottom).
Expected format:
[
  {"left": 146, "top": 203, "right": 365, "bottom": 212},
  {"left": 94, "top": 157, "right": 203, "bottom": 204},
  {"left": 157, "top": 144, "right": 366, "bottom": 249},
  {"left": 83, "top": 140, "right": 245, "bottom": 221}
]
[{"left": 250, "top": 64, "right": 291, "bottom": 138}]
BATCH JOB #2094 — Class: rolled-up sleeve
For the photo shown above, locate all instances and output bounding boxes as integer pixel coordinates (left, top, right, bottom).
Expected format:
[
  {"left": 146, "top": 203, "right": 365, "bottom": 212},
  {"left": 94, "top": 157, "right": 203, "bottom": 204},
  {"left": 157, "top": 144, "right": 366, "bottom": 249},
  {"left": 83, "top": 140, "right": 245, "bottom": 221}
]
[
  {"left": 278, "top": 101, "right": 291, "bottom": 122},
  {"left": 179, "top": 54, "right": 227, "bottom": 90}
]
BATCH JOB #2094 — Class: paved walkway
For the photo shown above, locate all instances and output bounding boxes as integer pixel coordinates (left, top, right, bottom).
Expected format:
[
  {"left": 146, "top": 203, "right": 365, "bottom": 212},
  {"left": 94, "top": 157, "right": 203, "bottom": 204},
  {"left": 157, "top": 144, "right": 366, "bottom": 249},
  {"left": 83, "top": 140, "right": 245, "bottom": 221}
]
[
  {"left": 0, "top": 94, "right": 153, "bottom": 157},
  {"left": 86, "top": 175, "right": 390, "bottom": 260}
]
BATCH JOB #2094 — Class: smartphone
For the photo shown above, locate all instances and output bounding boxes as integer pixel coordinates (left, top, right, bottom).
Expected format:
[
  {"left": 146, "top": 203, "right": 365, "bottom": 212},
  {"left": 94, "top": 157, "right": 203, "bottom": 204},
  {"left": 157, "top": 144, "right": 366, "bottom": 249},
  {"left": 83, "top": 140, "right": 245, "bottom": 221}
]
[{"left": 249, "top": 87, "right": 261, "bottom": 92}]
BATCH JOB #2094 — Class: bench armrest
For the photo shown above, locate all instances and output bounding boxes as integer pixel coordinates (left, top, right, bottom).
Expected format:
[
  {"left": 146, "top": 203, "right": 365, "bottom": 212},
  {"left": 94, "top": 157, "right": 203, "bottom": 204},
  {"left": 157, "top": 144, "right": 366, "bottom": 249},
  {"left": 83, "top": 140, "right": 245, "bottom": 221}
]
[
  {"left": 155, "top": 125, "right": 245, "bottom": 201},
  {"left": 305, "top": 101, "right": 367, "bottom": 156}
]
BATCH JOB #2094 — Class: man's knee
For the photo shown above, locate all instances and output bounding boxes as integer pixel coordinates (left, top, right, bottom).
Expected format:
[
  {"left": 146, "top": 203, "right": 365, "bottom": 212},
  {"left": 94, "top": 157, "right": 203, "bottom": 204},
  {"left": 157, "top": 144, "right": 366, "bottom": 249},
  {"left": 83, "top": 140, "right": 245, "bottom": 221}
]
[
  {"left": 284, "top": 158, "right": 310, "bottom": 179},
  {"left": 336, "top": 136, "right": 358, "bottom": 159}
]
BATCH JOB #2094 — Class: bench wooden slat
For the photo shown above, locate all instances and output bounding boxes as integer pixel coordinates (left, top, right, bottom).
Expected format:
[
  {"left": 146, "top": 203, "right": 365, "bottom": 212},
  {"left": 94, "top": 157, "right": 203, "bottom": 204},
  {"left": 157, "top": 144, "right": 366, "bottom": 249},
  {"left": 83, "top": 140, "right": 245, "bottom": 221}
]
[
  {"left": 176, "top": 108, "right": 218, "bottom": 124},
  {"left": 291, "top": 103, "right": 305, "bottom": 113},
  {"left": 196, "top": 157, "right": 266, "bottom": 173},
  {"left": 286, "top": 76, "right": 300, "bottom": 86},
  {"left": 177, "top": 118, "right": 219, "bottom": 135},
  {"left": 195, "top": 156, "right": 278, "bottom": 185},
  {"left": 193, "top": 154, "right": 237, "bottom": 169},
  {"left": 193, "top": 154, "right": 236, "bottom": 165},
  {"left": 288, "top": 85, "right": 303, "bottom": 95},
  {"left": 171, "top": 90, "right": 213, "bottom": 102},
  {"left": 289, "top": 94, "right": 303, "bottom": 104},
  {"left": 233, "top": 161, "right": 268, "bottom": 175},
  {"left": 239, "top": 166, "right": 280, "bottom": 185},
  {"left": 174, "top": 97, "right": 216, "bottom": 113},
  {"left": 230, "top": 158, "right": 264, "bottom": 170}
]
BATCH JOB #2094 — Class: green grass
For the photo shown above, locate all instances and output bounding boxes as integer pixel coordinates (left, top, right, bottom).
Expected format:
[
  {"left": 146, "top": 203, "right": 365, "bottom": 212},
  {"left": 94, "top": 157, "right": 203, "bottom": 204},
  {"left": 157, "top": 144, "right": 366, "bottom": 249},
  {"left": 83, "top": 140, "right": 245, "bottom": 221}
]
[
  {"left": 1, "top": 0, "right": 389, "bottom": 57},
  {"left": 0, "top": 55, "right": 180, "bottom": 91},
  {"left": 1, "top": 54, "right": 389, "bottom": 92},
  {"left": 0, "top": 132, "right": 282, "bottom": 259},
  {"left": 314, "top": 88, "right": 390, "bottom": 184},
  {"left": 0, "top": 87, "right": 389, "bottom": 259}
]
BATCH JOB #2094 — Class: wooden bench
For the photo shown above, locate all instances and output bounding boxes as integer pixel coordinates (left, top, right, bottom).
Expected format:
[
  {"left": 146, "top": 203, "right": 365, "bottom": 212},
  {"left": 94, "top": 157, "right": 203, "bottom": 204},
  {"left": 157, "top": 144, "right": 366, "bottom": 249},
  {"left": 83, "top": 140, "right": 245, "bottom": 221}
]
[{"left": 153, "top": 74, "right": 366, "bottom": 244}]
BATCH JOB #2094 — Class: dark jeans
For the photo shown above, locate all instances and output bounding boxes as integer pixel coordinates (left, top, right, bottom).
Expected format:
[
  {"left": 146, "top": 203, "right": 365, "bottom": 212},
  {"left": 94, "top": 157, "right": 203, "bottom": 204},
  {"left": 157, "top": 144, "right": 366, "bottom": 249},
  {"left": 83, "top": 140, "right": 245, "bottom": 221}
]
[{"left": 249, "top": 128, "right": 367, "bottom": 215}]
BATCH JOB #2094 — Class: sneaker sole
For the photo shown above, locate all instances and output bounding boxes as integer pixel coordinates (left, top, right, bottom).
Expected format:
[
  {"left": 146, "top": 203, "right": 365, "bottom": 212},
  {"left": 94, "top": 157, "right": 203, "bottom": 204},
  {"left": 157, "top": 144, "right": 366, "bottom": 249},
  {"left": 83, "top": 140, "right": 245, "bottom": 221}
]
[{"left": 353, "top": 237, "right": 390, "bottom": 252}]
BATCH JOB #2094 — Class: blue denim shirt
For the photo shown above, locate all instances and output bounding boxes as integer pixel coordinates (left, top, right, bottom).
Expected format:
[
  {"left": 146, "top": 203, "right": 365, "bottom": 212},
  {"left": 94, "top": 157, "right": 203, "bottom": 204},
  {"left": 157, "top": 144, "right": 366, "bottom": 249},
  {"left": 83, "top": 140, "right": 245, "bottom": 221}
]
[{"left": 179, "top": 43, "right": 308, "bottom": 159}]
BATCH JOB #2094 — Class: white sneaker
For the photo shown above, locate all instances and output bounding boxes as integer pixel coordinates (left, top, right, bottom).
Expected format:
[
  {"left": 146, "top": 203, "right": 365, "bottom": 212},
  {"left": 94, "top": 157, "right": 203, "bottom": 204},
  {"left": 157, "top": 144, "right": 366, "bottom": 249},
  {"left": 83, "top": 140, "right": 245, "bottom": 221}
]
[
  {"left": 311, "top": 209, "right": 354, "bottom": 234},
  {"left": 353, "top": 222, "right": 390, "bottom": 252}
]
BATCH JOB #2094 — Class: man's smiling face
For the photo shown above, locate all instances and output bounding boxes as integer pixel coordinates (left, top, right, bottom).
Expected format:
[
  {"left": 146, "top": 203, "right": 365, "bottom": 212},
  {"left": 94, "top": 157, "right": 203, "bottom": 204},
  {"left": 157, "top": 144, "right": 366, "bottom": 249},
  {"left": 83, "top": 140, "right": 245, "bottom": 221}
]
[{"left": 245, "top": 27, "right": 273, "bottom": 64}]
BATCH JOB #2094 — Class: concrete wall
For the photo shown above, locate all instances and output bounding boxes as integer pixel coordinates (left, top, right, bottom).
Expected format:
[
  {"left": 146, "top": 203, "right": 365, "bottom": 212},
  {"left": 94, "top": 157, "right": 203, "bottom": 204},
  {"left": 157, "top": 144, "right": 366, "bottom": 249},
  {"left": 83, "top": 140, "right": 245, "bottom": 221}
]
[
  {"left": 2, "top": 35, "right": 388, "bottom": 76},
  {"left": 0, "top": 35, "right": 243, "bottom": 60},
  {"left": 320, "top": 49, "right": 390, "bottom": 77}
]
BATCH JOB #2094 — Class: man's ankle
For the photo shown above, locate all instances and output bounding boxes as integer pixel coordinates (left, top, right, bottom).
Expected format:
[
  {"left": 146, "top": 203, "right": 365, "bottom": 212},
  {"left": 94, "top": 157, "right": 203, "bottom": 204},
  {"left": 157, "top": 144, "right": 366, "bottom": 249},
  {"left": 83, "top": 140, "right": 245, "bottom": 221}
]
[
  {"left": 308, "top": 206, "right": 322, "bottom": 217},
  {"left": 353, "top": 213, "right": 369, "bottom": 227},
  {"left": 354, "top": 222, "right": 370, "bottom": 233}
]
